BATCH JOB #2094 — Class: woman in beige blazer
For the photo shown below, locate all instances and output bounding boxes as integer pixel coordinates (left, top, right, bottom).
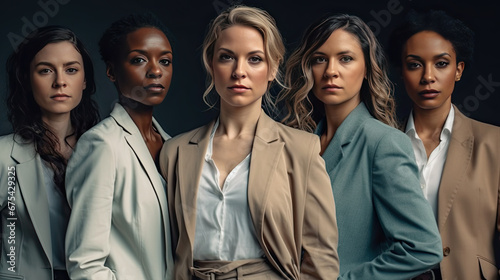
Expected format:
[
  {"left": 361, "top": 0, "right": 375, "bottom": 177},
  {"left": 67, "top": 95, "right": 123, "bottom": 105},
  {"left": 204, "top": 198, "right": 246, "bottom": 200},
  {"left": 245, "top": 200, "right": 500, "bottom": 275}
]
[
  {"left": 65, "top": 13, "right": 174, "bottom": 280},
  {"left": 0, "top": 26, "right": 99, "bottom": 280},
  {"left": 389, "top": 10, "right": 500, "bottom": 280},
  {"left": 160, "top": 6, "right": 339, "bottom": 280}
]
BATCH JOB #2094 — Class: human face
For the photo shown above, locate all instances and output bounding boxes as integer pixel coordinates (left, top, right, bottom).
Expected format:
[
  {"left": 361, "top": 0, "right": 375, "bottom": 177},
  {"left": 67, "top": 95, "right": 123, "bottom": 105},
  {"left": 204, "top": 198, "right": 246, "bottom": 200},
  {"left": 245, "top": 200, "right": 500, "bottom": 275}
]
[
  {"left": 211, "top": 25, "right": 275, "bottom": 110},
  {"left": 402, "top": 31, "right": 464, "bottom": 111},
  {"left": 30, "top": 41, "right": 86, "bottom": 119},
  {"left": 109, "top": 27, "right": 172, "bottom": 107},
  {"left": 311, "top": 29, "right": 366, "bottom": 111}
]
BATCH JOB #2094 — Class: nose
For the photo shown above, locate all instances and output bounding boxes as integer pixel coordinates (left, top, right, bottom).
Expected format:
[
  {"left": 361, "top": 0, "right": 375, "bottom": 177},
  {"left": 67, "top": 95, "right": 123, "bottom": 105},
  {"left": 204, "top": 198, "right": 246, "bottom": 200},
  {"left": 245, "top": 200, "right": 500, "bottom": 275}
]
[
  {"left": 232, "top": 59, "right": 246, "bottom": 79},
  {"left": 52, "top": 72, "right": 67, "bottom": 88},
  {"left": 420, "top": 64, "right": 435, "bottom": 84},
  {"left": 147, "top": 61, "right": 162, "bottom": 78},
  {"left": 323, "top": 60, "right": 338, "bottom": 78}
]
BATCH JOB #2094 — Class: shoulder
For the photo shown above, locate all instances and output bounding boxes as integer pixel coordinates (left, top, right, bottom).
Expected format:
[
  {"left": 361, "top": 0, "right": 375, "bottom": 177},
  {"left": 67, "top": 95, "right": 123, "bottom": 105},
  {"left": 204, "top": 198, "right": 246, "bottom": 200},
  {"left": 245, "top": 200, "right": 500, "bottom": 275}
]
[
  {"left": 275, "top": 122, "right": 321, "bottom": 159},
  {"left": 163, "top": 123, "right": 211, "bottom": 151},
  {"left": 469, "top": 118, "right": 500, "bottom": 141},
  {"left": 76, "top": 115, "right": 125, "bottom": 147},
  {"left": 0, "top": 133, "right": 15, "bottom": 148},
  {"left": 359, "top": 118, "right": 412, "bottom": 150}
]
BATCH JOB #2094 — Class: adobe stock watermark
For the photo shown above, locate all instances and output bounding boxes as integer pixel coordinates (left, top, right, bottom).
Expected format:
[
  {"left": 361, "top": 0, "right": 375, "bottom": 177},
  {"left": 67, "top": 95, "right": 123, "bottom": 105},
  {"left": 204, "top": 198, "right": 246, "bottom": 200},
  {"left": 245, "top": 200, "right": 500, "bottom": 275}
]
[
  {"left": 7, "top": 0, "right": 71, "bottom": 51},
  {"left": 366, "top": 0, "right": 404, "bottom": 36},
  {"left": 213, "top": 0, "right": 243, "bottom": 15},
  {"left": 457, "top": 74, "right": 500, "bottom": 116}
]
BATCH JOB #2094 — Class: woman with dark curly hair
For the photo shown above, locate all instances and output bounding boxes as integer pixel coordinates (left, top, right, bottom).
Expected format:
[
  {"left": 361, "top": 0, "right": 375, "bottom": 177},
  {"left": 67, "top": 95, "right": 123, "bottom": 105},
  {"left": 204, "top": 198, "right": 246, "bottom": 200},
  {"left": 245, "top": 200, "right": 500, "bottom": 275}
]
[
  {"left": 279, "top": 14, "right": 443, "bottom": 279},
  {"left": 0, "top": 25, "right": 99, "bottom": 280},
  {"left": 65, "top": 12, "right": 174, "bottom": 279},
  {"left": 389, "top": 10, "right": 500, "bottom": 280}
]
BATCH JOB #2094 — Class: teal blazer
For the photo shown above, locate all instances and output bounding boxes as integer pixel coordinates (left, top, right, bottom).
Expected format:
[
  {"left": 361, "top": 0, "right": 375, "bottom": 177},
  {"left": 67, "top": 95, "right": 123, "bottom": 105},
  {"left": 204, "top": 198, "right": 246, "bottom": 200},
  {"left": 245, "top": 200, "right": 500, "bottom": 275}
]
[{"left": 316, "top": 103, "right": 443, "bottom": 279}]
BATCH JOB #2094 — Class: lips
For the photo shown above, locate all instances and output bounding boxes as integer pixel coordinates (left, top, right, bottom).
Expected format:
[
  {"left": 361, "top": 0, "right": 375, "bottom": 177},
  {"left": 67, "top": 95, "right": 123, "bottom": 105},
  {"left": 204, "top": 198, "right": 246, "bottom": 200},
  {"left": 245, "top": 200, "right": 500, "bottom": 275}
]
[
  {"left": 144, "top": 84, "right": 165, "bottom": 93},
  {"left": 229, "top": 84, "right": 249, "bottom": 93},
  {"left": 51, "top": 93, "right": 70, "bottom": 101},
  {"left": 418, "top": 89, "right": 440, "bottom": 98},
  {"left": 323, "top": 84, "right": 342, "bottom": 92}
]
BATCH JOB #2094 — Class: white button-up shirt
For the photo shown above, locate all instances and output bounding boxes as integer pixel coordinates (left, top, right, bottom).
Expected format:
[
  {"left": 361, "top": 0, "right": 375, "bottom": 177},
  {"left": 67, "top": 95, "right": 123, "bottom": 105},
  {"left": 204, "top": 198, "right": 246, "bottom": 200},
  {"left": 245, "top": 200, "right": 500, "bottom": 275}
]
[
  {"left": 193, "top": 119, "right": 264, "bottom": 261},
  {"left": 405, "top": 106, "right": 454, "bottom": 220}
]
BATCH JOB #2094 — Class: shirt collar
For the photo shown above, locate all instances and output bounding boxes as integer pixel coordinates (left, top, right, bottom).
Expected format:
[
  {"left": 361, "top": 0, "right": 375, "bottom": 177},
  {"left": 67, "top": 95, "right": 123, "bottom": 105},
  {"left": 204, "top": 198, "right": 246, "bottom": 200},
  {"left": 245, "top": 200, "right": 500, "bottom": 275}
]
[
  {"left": 205, "top": 118, "right": 219, "bottom": 161},
  {"left": 405, "top": 105, "right": 455, "bottom": 141}
]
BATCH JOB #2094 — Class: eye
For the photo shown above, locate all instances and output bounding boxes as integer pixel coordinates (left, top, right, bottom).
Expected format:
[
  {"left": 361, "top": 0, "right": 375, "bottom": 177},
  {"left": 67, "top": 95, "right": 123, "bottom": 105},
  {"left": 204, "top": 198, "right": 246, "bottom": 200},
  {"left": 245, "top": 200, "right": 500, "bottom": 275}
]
[
  {"left": 249, "top": 56, "right": 263, "bottom": 64},
  {"left": 38, "top": 68, "right": 52, "bottom": 74},
  {"left": 219, "top": 54, "right": 233, "bottom": 61},
  {"left": 66, "top": 68, "right": 79, "bottom": 74},
  {"left": 160, "top": 58, "right": 171, "bottom": 66},
  {"left": 340, "top": 56, "right": 353, "bottom": 63},
  {"left": 436, "top": 61, "right": 449, "bottom": 68},
  {"left": 406, "top": 62, "right": 421, "bottom": 70},
  {"left": 130, "top": 57, "right": 146, "bottom": 64},
  {"left": 312, "top": 57, "right": 327, "bottom": 64}
]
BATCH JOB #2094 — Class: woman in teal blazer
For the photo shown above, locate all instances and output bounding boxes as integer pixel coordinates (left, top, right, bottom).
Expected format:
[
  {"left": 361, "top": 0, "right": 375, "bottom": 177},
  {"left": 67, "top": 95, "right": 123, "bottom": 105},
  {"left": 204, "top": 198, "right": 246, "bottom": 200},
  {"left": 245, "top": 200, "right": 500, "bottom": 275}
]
[
  {"left": 0, "top": 26, "right": 99, "bottom": 280},
  {"left": 280, "top": 14, "right": 443, "bottom": 279}
]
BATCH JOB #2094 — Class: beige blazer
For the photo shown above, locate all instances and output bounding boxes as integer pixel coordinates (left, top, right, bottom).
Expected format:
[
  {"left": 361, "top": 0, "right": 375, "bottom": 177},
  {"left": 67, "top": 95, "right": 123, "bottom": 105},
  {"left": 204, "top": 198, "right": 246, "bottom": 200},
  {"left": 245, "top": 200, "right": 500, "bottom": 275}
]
[
  {"left": 437, "top": 106, "right": 500, "bottom": 280},
  {"left": 160, "top": 111, "right": 339, "bottom": 280},
  {"left": 0, "top": 134, "right": 56, "bottom": 280},
  {"left": 65, "top": 103, "right": 174, "bottom": 280}
]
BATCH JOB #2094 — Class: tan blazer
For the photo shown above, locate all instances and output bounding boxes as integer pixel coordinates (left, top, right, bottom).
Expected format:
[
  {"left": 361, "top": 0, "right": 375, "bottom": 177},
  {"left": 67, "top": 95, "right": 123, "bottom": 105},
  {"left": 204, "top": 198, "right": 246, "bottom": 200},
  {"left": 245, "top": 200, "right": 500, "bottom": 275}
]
[
  {"left": 437, "top": 106, "right": 500, "bottom": 280},
  {"left": 0, "top": 134, "right": 56, "bottom": 280},
  {"left": 160, "top": 111, "right": 339, "bottom": 280}
]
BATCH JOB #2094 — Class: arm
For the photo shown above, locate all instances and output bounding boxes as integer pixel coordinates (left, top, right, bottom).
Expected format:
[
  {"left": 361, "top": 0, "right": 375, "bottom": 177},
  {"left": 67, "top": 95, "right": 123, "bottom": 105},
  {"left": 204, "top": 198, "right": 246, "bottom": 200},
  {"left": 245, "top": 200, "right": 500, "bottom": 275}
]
[
  {"left": 65, "top": 131, "right": 117, "bottom": 280},
  {"left": 300, "top": 136, "right": 340, "bottom": 279},
  {"left": 340, "top": 131, "right": 442, "bottom": 279}
]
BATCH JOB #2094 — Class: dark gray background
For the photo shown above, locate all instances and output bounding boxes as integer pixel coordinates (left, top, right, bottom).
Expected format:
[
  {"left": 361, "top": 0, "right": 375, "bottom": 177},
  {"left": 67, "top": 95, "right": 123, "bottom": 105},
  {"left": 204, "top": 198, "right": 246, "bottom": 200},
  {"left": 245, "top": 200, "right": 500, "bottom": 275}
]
[{"left": 1, "top": 0, "right": 498, "bottom": 137}]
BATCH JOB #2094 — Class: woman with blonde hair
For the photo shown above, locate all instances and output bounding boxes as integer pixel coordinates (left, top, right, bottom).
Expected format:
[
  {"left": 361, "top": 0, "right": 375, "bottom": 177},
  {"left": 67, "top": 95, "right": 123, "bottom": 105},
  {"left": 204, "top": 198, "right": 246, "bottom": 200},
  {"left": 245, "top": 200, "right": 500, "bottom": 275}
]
[
  {"left": 160, "top": 5, "right": 339, "bottom": 280},
  {"left": 280, "top": 14, "right": 442, "bottom": 279}
]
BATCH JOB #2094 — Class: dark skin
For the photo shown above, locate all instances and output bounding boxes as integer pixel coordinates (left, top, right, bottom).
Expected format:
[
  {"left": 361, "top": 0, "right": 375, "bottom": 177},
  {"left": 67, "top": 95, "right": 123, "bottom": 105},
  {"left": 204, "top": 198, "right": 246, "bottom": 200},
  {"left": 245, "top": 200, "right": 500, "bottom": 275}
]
[{"left": 106, "top": 27, "right": 173, "bottom": 166}]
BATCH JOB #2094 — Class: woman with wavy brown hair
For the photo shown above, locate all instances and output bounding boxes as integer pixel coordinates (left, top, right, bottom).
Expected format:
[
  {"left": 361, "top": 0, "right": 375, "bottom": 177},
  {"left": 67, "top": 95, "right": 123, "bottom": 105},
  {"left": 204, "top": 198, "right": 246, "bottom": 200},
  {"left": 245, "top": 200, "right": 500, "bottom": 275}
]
[{"left": 280, "top": 14, "right": 442, "bottom": 279}]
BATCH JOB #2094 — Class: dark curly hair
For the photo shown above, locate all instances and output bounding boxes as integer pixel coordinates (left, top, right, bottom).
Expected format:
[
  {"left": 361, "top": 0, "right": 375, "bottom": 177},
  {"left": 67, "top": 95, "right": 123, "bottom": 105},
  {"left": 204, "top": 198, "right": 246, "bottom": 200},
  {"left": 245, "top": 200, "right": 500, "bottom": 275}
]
[
  {"left": 388, "top": 9, "right": 474, "bottom": 69},
  {"left": 98, "top": 12, "right": 173, "bottom": 65},
  {"left": 6, "top": 25, "right": 100, "bottom": 195}
]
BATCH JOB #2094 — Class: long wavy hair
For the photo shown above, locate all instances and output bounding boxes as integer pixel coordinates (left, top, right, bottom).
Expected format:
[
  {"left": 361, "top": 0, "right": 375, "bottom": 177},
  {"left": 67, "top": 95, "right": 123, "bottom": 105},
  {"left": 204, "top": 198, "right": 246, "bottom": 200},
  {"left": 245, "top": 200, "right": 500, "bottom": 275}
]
[
  {"left": 6, "top": 25, "right": 100, "bottom": 194},
  {"left": 279, "top": 14, "right": 397, "bottom": 132},
  {"left": 201, "top": 5, "right": 285, "bottom": 109}
]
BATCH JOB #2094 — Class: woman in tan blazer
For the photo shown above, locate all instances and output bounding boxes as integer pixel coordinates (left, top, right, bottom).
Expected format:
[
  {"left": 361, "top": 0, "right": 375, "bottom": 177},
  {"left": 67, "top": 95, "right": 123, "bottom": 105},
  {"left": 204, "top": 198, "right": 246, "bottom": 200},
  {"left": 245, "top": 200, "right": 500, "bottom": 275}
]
[
  {"left": 389, "top": 10, "right": 500, "bottom": 280},
  {"left": 160, "top": 6, "right": 339, "bottom": 280},
  {"left": 0, "top": 26, "right": 99, "bottom": 280},
  {"left": 65, "top": 13, "right": 174, "bottom": 279}
]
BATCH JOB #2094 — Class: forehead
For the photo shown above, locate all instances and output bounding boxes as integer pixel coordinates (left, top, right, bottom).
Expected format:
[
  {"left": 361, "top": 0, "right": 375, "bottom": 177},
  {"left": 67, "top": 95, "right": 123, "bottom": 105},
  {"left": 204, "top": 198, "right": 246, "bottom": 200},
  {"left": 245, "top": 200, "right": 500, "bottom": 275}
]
[
  {"left": 124, "top": 27, "right": 172, "bottom": 51},
  {"left": 317, "top": 29, "right": 362, "bottom": 52},
  {"left": 404, "top": 31, "right": 455, "bottom": 56},
  {"left": 215, "top": 25, "right": 264, "bottom": 50},
  {"left": 32, "top": 41, "right": 83, "bottom": 63}
]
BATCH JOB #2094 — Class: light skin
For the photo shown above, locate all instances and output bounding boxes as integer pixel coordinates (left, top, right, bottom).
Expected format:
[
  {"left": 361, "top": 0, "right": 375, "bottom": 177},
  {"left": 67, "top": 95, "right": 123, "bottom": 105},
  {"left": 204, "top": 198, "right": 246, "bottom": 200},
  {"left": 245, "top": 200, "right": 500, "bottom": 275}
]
[
  {"left": 402, "top": 31, "right": 464, "bottom": 158},
  {"left": 310, "top": 29, "right": 366, "bottom": 155},
  {"left": 107, "top": 27, "right": 173, "bottom": 163},
  {"left": 210, "top": 25, "right": 276, "bottom": 189},
  {"left": 30, "top": 41, "right": 86, "bottom": 159}
]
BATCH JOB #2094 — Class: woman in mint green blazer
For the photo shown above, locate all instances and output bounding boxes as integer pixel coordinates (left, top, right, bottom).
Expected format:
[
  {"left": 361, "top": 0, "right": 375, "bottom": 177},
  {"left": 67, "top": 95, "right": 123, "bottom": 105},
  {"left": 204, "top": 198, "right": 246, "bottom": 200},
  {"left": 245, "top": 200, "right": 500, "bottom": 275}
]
[{"left": 280, "top": 14, "right": 443, "bottom": 279}]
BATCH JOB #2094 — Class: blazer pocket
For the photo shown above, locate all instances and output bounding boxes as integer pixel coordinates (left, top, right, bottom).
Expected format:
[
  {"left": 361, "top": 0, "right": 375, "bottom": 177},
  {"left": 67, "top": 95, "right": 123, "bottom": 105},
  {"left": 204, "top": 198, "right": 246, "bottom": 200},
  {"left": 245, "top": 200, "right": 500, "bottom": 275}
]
[
  {"left": 478, "top": 256, "right": 499, "bottom": 280},
  {"left": 0, "top": 272, "right": 24, "bottom": 279}
]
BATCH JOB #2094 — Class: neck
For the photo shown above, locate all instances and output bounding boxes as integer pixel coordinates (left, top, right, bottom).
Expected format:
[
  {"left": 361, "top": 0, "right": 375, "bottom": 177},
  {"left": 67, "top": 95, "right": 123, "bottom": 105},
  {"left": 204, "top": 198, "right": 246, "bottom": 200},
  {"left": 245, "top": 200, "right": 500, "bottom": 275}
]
[
  {"left": 120, "top": 99, "right": 156, "bottom": 139},
  {"left": 322, "top": 100, "right": 360, "bottom": 143},
  {"left": 412, "top": 103, "right": 451, "bottom": 139},
  {"left": 217, "top": 100, "right": 261, "bottom": 139},
  {"left": 41, "top": 112, "right": 74, "bottom": 159}
]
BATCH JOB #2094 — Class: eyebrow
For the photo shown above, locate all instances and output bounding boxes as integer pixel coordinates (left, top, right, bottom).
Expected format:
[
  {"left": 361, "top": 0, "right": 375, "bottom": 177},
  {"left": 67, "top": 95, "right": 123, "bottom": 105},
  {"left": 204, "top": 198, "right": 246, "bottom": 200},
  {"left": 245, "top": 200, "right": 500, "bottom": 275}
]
[
  {"left": 217, "top": 48, "right": 265, "bottom": 55},
  {"left": 34, "top": 61, "right": 82, "bottom": 67},
  {"left": 129, "top": 49, "right": 173, "bottom": 55},
  {"left": 405, "top": 52, "right": 452, "bottom": 59},
  {"left": 312, "top": 50, "right": 354, "bottom": 56}
]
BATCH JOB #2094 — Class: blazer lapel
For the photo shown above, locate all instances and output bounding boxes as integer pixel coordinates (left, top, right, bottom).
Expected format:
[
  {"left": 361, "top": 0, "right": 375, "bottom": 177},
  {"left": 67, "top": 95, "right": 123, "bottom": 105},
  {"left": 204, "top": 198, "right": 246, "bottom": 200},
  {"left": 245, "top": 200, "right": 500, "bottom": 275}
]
[
  {"left": 11, "top": 136, "right": 53, "bottom": 265},
  {"left": 177, "top": 121, "right": 214, "bottom": 252},
  {"left": 437, "top": 106, "right": 474, "bottom": 229},
  {"left": 247, "top": 112, "right": 284, "bottom": 246}
]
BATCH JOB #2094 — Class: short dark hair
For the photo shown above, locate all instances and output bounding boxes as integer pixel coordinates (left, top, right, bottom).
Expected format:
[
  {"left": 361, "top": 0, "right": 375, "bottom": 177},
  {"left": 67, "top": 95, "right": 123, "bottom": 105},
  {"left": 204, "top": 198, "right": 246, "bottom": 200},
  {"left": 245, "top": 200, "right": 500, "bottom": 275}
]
[
  {"left": 388, "top": 9, "right": 474, "bottom": 68},
  {"left": 98, "top": 12, "right": 172, "bottom": 64}
]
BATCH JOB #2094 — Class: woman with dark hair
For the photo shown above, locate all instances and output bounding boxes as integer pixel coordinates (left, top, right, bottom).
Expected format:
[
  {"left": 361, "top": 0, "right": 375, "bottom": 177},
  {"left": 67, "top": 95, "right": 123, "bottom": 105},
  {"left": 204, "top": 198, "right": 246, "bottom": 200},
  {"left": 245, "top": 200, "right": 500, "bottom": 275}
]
[
  {"left": 160, "top": 5, "right": 339, "bottom": 279},
  {"left": 280, "top": 14, "right": 443, "bottom": 279},
  {"left": 65, "top": 12, "right": 174, "bottom": 279},
  {"left": 389, "top": 10, "right": 500, "bottom": 280},
  {"left": 0, "top": 25, "right": 99, "bottom": 280}
]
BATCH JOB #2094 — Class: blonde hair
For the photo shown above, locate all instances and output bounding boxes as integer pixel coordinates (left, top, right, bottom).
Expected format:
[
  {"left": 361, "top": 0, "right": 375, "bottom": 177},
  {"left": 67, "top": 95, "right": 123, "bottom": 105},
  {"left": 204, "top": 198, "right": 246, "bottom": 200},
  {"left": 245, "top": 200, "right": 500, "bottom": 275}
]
[
  {"left": 279, "top": 14, "right": 397, "bottom": 132},
  {"left": 202, "top": 5, "right": 285, "bottom": 108}
]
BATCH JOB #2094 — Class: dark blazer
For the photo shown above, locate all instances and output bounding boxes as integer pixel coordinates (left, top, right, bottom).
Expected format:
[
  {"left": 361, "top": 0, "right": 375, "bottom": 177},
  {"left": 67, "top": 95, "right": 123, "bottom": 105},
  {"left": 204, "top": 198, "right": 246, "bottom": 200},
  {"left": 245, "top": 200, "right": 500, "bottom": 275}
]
[
  {"left": 0, "top": 134, "right": 56, "bottom": 280},
  {"left": 317, "top": 103, "right": 443, "bottom": 279},
  {"left": 419, "top": 106, "right": 500, "bottom": 280},
  {"left": 160, "top": 111, "right": 340, "bottom": 280}
]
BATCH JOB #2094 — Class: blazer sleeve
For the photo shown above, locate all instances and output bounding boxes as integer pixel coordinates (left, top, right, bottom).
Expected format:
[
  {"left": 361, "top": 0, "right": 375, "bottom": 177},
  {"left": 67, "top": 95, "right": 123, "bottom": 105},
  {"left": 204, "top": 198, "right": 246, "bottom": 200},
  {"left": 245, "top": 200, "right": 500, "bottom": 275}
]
[
  {"left": 300, "top": 136, "right": 340, "bottom": 279},
  {"left": 65, "top": 131, "right": 117, "bottom": 280},
  {"left": 339, "top": 131, "right": 443, "bottom": 280}
]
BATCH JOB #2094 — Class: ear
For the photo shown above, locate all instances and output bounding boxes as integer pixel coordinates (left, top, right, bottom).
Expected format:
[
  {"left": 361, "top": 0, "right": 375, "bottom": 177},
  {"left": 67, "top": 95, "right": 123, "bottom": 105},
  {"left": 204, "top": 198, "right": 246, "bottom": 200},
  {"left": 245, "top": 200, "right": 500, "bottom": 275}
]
[
  {"left": 455, "top": 61, "right": 465, "bottom": 82},
  {"left": 82, "top": 79, "right": 87, "bottom": 90},
  {"left": 106, "top": 62, "right": 116, "bottom": 82},
  {"left": 268, "top": 65, "right": 278, "bottom": 82}
]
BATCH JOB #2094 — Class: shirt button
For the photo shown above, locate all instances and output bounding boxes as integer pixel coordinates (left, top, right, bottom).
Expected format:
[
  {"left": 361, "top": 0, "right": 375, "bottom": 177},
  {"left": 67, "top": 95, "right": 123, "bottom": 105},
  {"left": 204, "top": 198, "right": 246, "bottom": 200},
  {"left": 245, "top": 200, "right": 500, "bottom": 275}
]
[
  {"left": 443, "top": 247, "right": 451, "bottom": 256},
  {"left": 420, "top": 184, "right": 425, "bottom": 189}
]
